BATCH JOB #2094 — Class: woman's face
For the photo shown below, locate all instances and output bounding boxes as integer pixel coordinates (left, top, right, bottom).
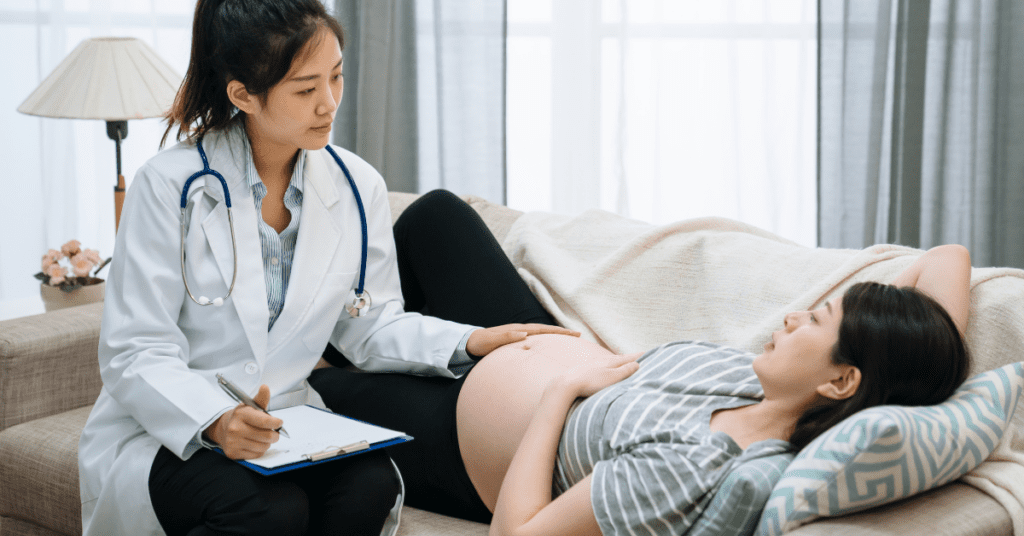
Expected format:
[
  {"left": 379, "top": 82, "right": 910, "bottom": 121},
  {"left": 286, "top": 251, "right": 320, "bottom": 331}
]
[
  {"left": 246, "top": 28, "right": 343, "bottom": 153},
  {"left": 753, "top": 298, "right": 848, "bottom": 405}
]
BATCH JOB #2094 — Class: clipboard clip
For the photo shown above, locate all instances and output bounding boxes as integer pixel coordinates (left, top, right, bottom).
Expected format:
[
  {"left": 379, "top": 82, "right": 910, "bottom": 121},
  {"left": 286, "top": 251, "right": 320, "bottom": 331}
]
[{"left": 303, "top": 440, "right": 370, "bottom": 462}]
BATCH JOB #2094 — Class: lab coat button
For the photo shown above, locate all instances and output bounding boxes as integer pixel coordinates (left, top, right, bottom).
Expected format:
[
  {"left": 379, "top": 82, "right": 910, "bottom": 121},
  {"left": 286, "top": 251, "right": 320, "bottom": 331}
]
[{"left": 244, "top": 362, "right": 258, "bottom": 374}]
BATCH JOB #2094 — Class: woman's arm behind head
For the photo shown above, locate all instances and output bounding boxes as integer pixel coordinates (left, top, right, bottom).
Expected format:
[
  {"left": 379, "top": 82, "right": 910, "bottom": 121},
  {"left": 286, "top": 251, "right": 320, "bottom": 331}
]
[{"left": 890, "top": 244, "right": 972, "bottom": 335}]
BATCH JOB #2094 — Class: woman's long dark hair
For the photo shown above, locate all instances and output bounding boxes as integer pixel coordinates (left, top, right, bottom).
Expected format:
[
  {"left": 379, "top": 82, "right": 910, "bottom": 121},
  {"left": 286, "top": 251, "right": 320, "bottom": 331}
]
[
  {"left": 161, "top": 0, "right": 345, "bottom": 146},
  {"left": 787, "top": 282, "right": 971, "bottom": 451}
]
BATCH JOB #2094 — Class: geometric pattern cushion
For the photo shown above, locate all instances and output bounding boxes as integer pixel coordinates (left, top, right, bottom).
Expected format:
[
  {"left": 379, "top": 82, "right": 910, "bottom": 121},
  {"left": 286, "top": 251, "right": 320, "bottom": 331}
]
[
  {"left": 690, "top": 453, "right": 794, "bottom": 536},
  {"left": 756, "top": 362, "right": 1024, "bottom": 536}
]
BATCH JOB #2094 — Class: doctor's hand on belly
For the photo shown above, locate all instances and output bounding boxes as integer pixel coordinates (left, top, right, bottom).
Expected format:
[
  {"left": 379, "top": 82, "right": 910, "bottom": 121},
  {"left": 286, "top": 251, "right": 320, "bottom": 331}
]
[
  {"left": 466, "top": 323, "right": 581, "bottom": 358},
  {"left": 201, "top": 385, "right": 282, "bottom": 460}
]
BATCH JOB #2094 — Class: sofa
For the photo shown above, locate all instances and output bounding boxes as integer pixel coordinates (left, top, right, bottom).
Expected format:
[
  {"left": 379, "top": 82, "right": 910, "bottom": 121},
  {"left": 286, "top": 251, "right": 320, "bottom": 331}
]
[{"left": 0, "top": 192, "right": 1017, "bottom": 536}]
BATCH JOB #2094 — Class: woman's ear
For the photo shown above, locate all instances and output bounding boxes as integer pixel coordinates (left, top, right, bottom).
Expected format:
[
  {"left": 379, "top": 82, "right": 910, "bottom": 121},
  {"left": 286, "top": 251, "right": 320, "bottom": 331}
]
[
  {"left": 226, "top": 80, "right": 259, "bottom": 115},
  {"left": 817, "top": 365, "right": 861, "bottom": 400}
]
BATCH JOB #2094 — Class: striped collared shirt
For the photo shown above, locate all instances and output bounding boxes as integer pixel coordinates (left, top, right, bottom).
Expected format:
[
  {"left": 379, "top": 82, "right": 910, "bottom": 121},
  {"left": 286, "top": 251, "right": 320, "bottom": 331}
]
[{"left": 240, "top": 132, "right": 305, "bottom": 331}]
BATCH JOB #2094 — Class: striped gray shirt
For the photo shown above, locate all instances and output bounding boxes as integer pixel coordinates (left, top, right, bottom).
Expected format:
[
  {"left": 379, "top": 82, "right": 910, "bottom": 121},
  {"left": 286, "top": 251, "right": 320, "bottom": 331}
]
[{"left": 554, "top": 341, "right": 790, "bottom": 536}]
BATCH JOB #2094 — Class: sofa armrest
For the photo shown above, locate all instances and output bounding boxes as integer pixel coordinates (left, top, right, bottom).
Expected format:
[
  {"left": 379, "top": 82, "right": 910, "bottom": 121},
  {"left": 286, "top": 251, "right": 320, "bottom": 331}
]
[{"left": 0, "top": 302, "right": 104, "bottom": 432}]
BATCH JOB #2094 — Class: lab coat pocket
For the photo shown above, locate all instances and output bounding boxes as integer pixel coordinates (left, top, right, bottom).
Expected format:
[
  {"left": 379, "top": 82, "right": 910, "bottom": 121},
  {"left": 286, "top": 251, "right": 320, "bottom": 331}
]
[{"left": 302, "top": 271, "right": 355, "bottom": 353}]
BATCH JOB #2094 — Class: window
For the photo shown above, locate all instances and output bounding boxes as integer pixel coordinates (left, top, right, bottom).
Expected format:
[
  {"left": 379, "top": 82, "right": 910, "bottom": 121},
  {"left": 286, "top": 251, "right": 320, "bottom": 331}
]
[{"left": 506, "top": 0, "right": 817, "bottom": 247}]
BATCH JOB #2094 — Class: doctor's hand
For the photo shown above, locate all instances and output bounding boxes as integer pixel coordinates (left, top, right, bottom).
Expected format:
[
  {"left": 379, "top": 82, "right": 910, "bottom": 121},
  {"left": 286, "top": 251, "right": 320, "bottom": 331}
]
[
  {"left": 466, "top": 323, "right": 581, "bottom": 359},
  {"left": 202, "top": 384, "right": 282, "bottom": 460}
]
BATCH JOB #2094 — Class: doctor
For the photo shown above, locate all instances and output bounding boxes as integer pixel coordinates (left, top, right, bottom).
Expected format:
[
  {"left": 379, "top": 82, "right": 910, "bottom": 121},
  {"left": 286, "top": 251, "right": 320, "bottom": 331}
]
[{"left": 77, "top": 1, "right": 572, "bottom": 535}]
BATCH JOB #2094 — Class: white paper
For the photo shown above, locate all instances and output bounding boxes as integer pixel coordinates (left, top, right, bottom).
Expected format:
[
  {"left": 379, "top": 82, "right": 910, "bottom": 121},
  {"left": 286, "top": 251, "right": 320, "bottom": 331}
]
[{"left": 245, "top": 405, "right": 408, "bottom": 469}]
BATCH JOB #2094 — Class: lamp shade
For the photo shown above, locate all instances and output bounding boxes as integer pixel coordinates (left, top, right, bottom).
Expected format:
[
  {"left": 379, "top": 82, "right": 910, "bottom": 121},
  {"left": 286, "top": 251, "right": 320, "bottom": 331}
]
[{"left": 18, "top": 37, "right": 181, "bottom": 120}]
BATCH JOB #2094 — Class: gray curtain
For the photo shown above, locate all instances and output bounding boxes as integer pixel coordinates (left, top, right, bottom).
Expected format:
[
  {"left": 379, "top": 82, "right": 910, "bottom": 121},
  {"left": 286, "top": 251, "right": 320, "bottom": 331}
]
[
  {"left": 332, "top": 0, "right": 507, "bottom": 204},
  {"left": 332, "top": 1, "right": 419, "bottom": 193},
  {"left": 818, "top": 0, "right": 1024, "bottom": 268}
]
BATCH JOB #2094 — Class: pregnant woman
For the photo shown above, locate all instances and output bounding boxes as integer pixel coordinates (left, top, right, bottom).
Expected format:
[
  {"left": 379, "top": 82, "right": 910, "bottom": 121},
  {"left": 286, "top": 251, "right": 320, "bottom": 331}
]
[{"left": 309, "top": 190, "right": 971, "bottom": 536}]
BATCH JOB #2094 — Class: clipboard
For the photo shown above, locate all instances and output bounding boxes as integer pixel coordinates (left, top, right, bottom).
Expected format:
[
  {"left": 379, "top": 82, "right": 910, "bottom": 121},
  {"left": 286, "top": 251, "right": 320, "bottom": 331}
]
[{"left": 214, "top": 405, "right": 412, "bottom": 476}]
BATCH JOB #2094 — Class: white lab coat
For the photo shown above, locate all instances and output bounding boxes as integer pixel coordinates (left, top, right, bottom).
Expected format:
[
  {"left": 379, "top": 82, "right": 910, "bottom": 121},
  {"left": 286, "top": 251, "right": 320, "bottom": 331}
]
[{"left": 78, "top": 125, "right": 474, "bottom": 535}]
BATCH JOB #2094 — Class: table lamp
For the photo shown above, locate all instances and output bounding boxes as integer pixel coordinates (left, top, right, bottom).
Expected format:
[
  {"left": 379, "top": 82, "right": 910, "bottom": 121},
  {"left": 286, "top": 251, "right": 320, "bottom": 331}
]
[{"left": 18, "top": 37, "right": 182, "bottom": 232}]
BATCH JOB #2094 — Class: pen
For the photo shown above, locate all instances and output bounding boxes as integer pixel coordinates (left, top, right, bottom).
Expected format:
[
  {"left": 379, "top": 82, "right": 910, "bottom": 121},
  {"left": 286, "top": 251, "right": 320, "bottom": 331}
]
[{"left": 215, "top": 373, "right": 290, "bottom": 438}]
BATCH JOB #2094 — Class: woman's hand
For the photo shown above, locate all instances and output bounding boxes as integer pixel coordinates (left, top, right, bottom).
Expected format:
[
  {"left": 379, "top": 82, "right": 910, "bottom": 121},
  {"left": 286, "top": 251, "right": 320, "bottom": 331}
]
[
  {"left": 202, "top": 384, "right": 281, "bottom": 460},
  {"left": 489, "top": 351, "right": 641, "bottom": 536},
  {"left": 466, "top": 324, "right": 581, "bottom": 358},
  {"left": 554, "top": 352, "right": 642, "bottom": 398}
]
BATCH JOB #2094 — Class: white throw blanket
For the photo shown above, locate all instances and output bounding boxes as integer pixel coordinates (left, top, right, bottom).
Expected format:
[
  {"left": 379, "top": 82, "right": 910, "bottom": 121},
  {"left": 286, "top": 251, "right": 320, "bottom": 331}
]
[{"left": 502, "top": 208, "right": 1024, "bottom": 534}]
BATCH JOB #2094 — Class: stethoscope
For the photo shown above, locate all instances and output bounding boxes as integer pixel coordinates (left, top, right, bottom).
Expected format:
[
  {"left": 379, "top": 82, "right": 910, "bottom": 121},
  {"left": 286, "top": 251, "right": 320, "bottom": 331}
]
[{"left": 179, "top": 139, "right": 372, "bottom": 318}]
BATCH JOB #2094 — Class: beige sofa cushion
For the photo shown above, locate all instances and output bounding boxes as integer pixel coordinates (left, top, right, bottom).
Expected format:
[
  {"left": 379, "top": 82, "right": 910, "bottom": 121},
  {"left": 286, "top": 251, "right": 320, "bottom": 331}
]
[
  {"left": 386, "top": 192, "right": 524, "bottom": 244},
  {"left": 397, "top": 508, "right": 488, "bottom": 536},
  {"left": 0, "top": 406, "right": 91, "bottom": 535},
  {"left": 0, "top": 517, "right": 65, "bottom": 536}
]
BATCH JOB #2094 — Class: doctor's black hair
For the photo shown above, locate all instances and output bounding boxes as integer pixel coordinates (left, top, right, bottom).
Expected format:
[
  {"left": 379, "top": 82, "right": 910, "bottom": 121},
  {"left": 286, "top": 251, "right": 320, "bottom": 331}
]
[{"left": 162, "top": 0, "right": 344, "bottom": 146}]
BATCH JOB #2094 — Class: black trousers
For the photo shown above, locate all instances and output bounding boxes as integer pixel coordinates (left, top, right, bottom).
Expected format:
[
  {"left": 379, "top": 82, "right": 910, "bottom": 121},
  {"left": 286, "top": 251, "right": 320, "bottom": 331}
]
[
  {"left": 148, "top": 445, "right": 399, "bottom": 536},
  {"left": 311, "top": 190, "right": 558, "bottom": 524}
]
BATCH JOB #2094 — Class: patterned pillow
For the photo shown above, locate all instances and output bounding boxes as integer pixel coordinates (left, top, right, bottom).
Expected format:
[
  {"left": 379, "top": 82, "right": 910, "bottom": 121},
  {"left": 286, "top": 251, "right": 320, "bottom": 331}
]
[
  {"left": 690, "top": 453, "right": 794, "bottom": 536},
  {"left": 756, "top": 362, "right": 1024, "bottom": 536}
]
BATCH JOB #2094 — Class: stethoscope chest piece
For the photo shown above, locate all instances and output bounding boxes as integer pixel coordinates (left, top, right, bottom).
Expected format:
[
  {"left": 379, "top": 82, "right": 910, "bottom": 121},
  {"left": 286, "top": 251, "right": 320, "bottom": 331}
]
[{"left": 346, "top": 290, "right": 372, "bottom": 318}]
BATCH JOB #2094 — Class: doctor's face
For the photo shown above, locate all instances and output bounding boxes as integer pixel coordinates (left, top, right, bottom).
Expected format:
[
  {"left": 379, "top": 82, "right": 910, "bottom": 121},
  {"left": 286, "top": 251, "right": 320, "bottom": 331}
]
[{"left": 246, "top": 27, "right": 343, "bottom": 153}]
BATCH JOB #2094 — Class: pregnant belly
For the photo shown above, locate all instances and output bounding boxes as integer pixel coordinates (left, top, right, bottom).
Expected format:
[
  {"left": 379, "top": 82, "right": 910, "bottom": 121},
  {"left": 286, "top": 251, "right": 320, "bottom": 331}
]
[{"left": 456, "top": 334, "right": 616, "bottom": 511}]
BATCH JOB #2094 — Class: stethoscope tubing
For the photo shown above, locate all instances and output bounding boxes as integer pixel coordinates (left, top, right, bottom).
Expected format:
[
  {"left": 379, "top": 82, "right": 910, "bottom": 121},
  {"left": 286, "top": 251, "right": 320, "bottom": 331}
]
[
  {"left": 179, "top": 139, "right": 370, "bottom": 316},
  {"left": 324, "top": 145, "right": 368, "bottom": 297},
  {"left": 180, "top": 139, "right": 238, "bottom": 306}
]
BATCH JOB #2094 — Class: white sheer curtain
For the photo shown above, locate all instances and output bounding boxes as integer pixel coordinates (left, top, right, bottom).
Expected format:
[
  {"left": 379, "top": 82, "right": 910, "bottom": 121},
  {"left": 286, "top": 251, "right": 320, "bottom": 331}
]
[
  {"left": 414, "top": 0, "right": 507, "bottom": 203},
  {"left": 506, "top": 0, "right": 817, "bottom": 247},
  {"left": 0, "top": 1, "right": 195, "bottom": 320}
]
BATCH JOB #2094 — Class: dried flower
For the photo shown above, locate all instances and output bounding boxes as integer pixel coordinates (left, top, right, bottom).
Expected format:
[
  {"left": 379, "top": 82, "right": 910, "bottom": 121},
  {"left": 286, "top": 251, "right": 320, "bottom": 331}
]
[
  {"left": 34, "top": 240, "right": 111, "bottom": 292},
  {"left": 41, "top": 249, "right": 62, "bottom": 271},
  {"left": 71, "top": 254, "right": 94, "bottom": 277},
  {"left": 83, "top": 248, "right": 102, "bottom": 264},
  {"left": 61, "top": 239, "right": 81, "bottom": 258},
  {"left": 45, "top": 263, "right": 68, "bottom": 286}
]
